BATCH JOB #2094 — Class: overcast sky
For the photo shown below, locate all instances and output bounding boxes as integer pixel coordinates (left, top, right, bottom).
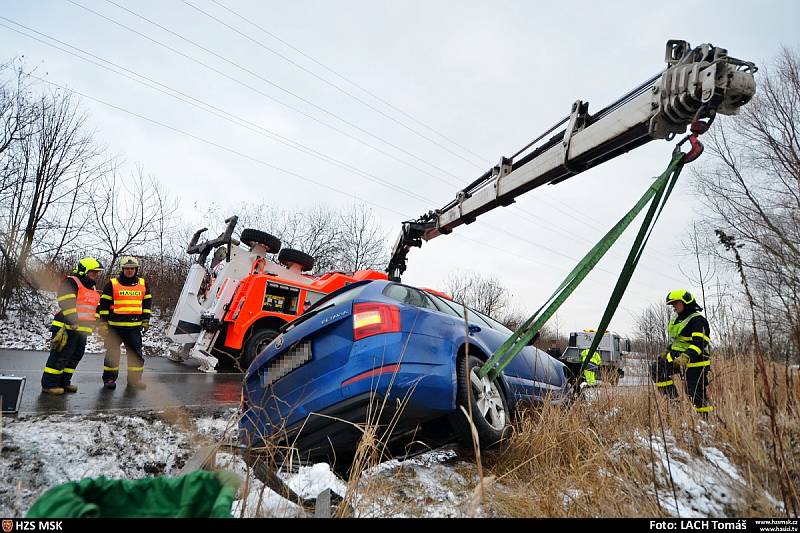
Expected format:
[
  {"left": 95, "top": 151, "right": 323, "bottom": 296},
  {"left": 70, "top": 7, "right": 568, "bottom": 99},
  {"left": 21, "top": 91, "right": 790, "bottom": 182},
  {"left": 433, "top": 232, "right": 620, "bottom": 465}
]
[{"left": 1, "top": 0, "right": 797, "bottom": 336}]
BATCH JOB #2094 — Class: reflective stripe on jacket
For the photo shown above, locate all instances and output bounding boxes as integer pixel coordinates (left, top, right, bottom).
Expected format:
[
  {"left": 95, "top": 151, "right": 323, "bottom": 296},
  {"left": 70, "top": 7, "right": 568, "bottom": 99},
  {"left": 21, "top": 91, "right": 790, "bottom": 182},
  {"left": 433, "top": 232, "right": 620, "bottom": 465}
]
[
  {"left": 668, "top": 311, "right": 702, "bottom": 354},
  {"left": 110, "top": 277, "right": 146, "bottom": 315},
  {"left": 52, "top": 276, "right": 100, "bottom": 333}
]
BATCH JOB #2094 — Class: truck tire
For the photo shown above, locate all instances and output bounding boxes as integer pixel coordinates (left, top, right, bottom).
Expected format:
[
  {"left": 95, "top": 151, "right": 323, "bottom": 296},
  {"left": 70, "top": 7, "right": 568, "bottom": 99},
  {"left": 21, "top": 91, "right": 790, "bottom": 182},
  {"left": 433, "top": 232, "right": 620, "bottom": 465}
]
[
  {"left": 278, "top": 248, "right": 315, "bottom": 272},
  {"left": 451, "top": 354, "right": 511, "bottom": 448},
  {"left": 241, "top": 228, "right": 281, "bottom": 253},
  {"left": 241, "top": 327, "right": 280, "bottom": 370}
]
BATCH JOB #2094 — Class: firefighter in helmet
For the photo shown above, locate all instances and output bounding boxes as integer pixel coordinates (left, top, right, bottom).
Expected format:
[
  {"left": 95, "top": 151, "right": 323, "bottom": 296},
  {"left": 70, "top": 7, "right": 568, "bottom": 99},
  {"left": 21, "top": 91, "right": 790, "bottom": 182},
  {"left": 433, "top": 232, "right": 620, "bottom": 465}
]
[
  {"left": 97, "top": 256, "right": 152, "bottom": 390},
  {"left": 41, "top": 257, "right": 104, "bottom": 395},
  {"left": 651, "top": 290, "right": 713, "bottom": 413}
]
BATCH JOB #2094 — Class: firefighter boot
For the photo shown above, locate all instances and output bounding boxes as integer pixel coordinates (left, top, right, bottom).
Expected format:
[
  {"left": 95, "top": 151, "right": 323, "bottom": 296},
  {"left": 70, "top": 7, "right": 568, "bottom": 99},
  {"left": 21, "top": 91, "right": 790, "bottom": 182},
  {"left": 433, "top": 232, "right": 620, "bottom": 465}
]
[
  {"left": 103, "top": 380, "right": 117, "bottom": 390},
  {"left": 42, "top": 387, "right": 65, "bottom": 395},
  {"left": 63, "top": 384, "right": 78, "bottom": 393}
]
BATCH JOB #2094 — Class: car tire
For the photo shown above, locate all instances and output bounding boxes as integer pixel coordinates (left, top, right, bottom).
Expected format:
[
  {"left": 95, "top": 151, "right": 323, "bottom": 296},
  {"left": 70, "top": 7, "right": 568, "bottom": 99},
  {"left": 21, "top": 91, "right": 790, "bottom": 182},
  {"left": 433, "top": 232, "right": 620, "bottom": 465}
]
[
  {"left": 278, "top": 248, "right": 315, "bottom": 272},
  {"left": 241, "top": 327, "right": 279, "bottom": 370},
  {"left": 241, "top": 228, "right": 281, "bottom": 253},
  {"left": 452, "top": 354, "right": 511, "bottom": 448}
]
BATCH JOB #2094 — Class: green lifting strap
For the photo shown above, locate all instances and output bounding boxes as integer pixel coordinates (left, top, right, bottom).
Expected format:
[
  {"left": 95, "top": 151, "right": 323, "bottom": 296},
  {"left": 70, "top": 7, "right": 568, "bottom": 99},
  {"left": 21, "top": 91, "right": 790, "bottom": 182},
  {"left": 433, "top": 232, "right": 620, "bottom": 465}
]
[{"left": 479, "top": 150, "right": 687, "bottom": 382}]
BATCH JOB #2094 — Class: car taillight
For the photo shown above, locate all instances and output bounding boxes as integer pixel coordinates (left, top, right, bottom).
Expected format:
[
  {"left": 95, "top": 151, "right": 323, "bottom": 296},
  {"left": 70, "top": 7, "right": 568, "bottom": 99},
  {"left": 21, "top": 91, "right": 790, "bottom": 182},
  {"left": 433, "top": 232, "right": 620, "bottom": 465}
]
[{"left": 352, "top": 302, "right": 401, "bottom": 340}]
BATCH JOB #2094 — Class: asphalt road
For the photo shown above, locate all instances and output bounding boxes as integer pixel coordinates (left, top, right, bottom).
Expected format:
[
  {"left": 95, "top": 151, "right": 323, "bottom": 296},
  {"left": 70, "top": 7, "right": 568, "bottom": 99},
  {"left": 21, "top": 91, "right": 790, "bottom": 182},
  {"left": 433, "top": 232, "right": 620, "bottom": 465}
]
[{"left": 0, "top": 349, "right": 244, "bottom": 415}]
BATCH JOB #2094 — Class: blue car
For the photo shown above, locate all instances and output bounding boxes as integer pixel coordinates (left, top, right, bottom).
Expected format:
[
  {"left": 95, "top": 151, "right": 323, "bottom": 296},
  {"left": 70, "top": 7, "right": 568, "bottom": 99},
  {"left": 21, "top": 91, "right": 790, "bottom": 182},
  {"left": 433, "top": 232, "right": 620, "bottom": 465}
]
[{"left": 240, "top": 279, "right": 570, "bottom": 471}]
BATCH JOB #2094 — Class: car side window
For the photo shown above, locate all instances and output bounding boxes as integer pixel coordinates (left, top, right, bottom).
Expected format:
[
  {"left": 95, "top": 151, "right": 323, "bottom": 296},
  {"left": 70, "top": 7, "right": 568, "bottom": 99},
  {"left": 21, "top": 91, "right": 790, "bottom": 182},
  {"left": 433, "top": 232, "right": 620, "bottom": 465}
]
[
  {"left": 473, "top": 309, "right": 513, "bottom": 334},
  {"left": 382, "top": 284, "right": 436, "bottom": 310},
  {"left": 426, "top": 293, "right": 464, "bottom": 318},
  {"left": 428, "top": 295, "right": 493, "bottom": 329}
]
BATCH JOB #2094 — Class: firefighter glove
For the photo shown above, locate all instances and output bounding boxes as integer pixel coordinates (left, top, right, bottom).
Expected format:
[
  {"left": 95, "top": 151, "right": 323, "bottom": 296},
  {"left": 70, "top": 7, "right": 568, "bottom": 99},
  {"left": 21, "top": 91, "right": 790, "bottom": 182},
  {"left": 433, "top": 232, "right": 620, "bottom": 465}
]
[
  {"left": 141, "top": 322, "right": 150, "bottom": 332},
  {"left": 50, "top": 326, "right": 68, "bottom": 352},
  {"left": 674, "top": 353, "right": 690, "bottom": 369},
  {"left": 96, "top": 323, "right": 109, "bottom": 337}
]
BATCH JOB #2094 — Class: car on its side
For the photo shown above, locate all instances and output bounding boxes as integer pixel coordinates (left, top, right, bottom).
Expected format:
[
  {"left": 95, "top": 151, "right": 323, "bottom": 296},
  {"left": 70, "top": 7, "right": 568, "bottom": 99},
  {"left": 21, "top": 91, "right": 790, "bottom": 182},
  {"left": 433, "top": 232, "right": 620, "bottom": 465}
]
[{"left": 239, "top": 279, "right": 570, "bottom": 473}]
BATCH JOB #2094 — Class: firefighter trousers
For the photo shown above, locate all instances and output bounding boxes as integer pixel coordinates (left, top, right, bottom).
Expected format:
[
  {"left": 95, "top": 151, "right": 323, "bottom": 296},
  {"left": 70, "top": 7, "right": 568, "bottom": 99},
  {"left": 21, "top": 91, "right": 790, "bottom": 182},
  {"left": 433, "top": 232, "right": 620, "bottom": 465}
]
[
  {"left": 102, "top": 326, "right": 144, "bottom": 384},
  {"left": 651, "top": 355, "right": 712, "bottom": 412},
  {"left": 41, "top": 330, "right": 88, "bottom": 389}
]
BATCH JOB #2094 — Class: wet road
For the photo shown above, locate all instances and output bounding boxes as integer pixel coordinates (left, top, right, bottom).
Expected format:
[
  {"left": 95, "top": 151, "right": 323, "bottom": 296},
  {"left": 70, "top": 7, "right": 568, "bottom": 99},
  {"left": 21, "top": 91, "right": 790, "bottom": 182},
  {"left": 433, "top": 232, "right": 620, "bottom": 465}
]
[{"left": 0, "top": 349, "right": 244, "bottom": 415}]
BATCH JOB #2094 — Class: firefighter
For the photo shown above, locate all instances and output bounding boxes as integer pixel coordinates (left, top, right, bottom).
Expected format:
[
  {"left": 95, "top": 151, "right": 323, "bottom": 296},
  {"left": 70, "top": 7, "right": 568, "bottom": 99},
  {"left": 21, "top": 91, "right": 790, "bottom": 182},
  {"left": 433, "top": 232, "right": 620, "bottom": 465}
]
[
  {"left": 97, "top": 256, "right": 152, "bottom": 390},
  {"left": 41, "top": 257, "right": 104, "bottom": 395},
  {"left": 579, "top": 348, "right": 603, "bottom": 386},
  {"left": 651, "top": 290, "right": 713, "bottom": 413}
]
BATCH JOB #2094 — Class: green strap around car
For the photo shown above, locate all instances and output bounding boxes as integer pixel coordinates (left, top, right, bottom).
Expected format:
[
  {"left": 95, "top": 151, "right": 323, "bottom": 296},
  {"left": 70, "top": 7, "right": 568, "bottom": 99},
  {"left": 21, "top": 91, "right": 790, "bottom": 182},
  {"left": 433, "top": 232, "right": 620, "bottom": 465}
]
[{"left": 479, "top": 150, "right": 687, "bottom": 385}]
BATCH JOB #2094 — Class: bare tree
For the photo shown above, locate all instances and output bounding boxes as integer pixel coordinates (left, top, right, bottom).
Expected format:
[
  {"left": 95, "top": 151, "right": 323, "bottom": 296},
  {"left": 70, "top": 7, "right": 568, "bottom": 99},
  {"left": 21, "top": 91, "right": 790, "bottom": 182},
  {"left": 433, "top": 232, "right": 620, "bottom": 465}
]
[
  {"left": 631, "top": 301, "right": 672, "bottom": 357},
  {"left": 89, "top": 164, "right": 176, "bottom": 274},
  {"left": 444, "top": 270, "right": 510, "bottom": 318},
  {"left": 0, "top": 87, "right": 102, "bottom": 315},
  {"left": 692, "top": 46, "right": 800, "bottom": 361},
  {"left": 335, "top": 203, "right": 387, "bottom": 272}
]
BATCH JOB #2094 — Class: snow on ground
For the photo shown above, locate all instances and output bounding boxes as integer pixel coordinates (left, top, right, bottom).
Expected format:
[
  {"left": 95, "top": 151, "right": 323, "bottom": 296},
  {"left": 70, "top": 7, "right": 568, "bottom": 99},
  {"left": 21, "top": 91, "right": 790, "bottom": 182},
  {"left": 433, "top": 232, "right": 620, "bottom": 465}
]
[
  {"left": 0, "top": 412, "right": 194, "bottom": 516},
  {"left": 0, "top": 407, "right": 492, "bottom": 518},
  {"left": 346, "top": 449, "right": 491, "bottom": 518},
  {"left": 0, "top": 298, "right": 171, "bottom": 357},
  {"left": 0, "top": 408, "right": 780, "bottom": 518},
  {"left": 637, "top": 429, "right": 762, "bottom": 517}
]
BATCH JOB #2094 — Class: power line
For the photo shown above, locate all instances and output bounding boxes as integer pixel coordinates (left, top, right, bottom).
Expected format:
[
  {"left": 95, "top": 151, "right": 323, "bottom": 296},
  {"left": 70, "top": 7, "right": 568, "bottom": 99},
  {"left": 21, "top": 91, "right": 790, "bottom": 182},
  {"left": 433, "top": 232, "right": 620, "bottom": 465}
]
[
  {"left": 22, "top": 73, "right": 669, "bottom": 306},
  {"left": 182, "top": 0, "right": 487, "bottom": 170},
  {"left": 209, "top": 0, "right": 492, "bottom": 167},
  {"left": 190, "top": 0, "right": 682, "bottom": 283},
  {"left": 25, "top": 5, "right": 687, "bottom": 288},
  {"left": 100, "top": 1, "right": 689, "bottom": 286},
  {"left": 0, "top": 17, "right": 644, "bottom": 284},
  {"left": 202, "top": 0, "right": 684, "bottom": 292},
  {"left": 68, "top": 0, "right": 469, "bottom": 188},
  {"left": 0, "top": 18, "right": 435, "bottom": 204}
]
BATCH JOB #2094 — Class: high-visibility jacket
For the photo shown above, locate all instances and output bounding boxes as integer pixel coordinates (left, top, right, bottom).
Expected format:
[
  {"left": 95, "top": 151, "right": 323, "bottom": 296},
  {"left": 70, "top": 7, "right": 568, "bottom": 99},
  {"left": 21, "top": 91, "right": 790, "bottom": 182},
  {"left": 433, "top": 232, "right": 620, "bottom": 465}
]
[
  {"left": 667, "top": 310, "right": 711, "bottom": 368},
  {"left": 99, "top": 275, "right": 152, "bottom": 328},
  {"left": 580, "top": 349, "right": 602, "bottom": 385},
  {"left": 51, "top": 276, "right": 101, "bottom": 334}
]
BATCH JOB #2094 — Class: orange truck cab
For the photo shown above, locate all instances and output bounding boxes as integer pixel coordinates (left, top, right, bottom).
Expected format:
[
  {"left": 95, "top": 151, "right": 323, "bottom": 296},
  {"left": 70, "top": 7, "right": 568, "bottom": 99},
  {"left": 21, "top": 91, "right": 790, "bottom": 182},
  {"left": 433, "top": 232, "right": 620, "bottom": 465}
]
[{"left": 166, "top": 216, "right": 386, "bottom": 372}]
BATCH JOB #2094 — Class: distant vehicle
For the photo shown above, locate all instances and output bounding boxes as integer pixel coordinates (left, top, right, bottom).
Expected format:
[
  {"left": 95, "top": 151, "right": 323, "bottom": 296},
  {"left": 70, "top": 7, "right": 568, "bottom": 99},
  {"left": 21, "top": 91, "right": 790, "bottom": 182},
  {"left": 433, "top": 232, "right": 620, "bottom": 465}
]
[
  {"left": 560, "top": 330, "right": 630, "bottom": 385},
  {"left": 239, "top": 279, "right": 571, "bottom": 474},
  {"left": 166, "top": 216, "right": 386, "bottom": 372}
]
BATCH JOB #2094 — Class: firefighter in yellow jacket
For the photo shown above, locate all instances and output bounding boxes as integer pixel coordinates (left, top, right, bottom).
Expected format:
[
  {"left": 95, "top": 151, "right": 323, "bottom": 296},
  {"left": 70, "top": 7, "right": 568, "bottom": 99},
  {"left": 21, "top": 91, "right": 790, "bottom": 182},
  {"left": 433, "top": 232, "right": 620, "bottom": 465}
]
[
  {"left": 41, "top": 257, "right": 104, "bottom": 395},
  {"left": 651, "top": 290, "right": 713, "bottom": 413},
  {"left": 97, "top": 256, "right": 152, "bottom": 390}
]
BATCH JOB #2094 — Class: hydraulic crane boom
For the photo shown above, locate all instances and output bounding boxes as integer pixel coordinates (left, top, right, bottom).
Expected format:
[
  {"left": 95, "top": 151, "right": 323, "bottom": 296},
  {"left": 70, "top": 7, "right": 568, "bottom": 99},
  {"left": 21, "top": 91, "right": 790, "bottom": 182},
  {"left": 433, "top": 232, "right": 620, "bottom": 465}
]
[{"left": 387, "top": 40, "right": 757, "bottom": 281}]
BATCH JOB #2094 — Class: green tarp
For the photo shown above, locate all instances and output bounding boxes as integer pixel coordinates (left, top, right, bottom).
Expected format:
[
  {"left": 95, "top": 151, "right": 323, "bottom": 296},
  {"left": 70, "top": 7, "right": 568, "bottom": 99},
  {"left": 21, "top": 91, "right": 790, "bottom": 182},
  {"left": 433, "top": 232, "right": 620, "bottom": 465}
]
[{"left": 26, "top": 470, "right": 240, "bottom": 518}]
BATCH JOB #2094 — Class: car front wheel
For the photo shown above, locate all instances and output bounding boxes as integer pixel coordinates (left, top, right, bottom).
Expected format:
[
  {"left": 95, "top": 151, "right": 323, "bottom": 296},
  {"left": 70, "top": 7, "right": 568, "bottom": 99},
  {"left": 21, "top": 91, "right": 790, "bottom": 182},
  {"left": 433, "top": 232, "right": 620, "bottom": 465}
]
[{"left": 453, "top": 354, "right": 511, "bottom": 448}]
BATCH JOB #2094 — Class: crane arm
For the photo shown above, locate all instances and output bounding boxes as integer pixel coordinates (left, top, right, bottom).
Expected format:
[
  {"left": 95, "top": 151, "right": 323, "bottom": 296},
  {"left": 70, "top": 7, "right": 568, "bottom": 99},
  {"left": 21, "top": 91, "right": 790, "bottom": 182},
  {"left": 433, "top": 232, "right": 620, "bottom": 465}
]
[{"left": 387, "top": 40, "right": 757, "bottom": 281}]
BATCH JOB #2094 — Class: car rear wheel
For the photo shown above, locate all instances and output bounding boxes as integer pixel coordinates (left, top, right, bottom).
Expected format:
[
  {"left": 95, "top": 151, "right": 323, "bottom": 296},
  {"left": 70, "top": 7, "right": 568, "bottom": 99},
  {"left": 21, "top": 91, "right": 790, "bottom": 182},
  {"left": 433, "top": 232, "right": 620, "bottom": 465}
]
[
  {"left": 453, "top": 354, "right": 511, "bottom": 448},
  {"left": 241, "top": 327, "right": 279, "bottom": 371}
]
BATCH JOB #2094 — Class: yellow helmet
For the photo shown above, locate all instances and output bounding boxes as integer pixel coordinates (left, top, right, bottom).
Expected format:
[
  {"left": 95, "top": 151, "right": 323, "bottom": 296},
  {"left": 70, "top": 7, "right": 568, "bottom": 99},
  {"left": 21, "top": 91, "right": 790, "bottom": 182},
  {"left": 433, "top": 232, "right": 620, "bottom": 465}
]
[
  {"left": 666, "top": 289, "right": 694, "bottom": 305},
  {"left": 74, "top": 257, "right": 104, "bottom": 276},
  {"left": 120, "top": 256, "right": 140, "bottom": 269}
]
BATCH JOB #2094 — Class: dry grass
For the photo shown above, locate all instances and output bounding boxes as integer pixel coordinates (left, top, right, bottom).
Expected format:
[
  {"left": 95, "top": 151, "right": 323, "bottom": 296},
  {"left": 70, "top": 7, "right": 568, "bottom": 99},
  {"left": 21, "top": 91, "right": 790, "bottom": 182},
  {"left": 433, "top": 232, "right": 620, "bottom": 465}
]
[
  {"left": 226, "top": 355, "right": 798, "bottom": 517},
  {"left": 481, "top": 357, "right": 799, "bottom": 517}
]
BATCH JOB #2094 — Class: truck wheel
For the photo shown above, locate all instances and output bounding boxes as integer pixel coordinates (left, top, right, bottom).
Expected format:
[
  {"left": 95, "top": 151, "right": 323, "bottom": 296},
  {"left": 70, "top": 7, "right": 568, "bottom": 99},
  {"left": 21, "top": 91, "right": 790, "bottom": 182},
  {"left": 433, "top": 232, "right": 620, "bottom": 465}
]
[
  {"left": 241, "top": 229, "right": 281, "bottom": 253},
  {"left": 278, "top": 248, "right": 315, "bottom": 272},
  {"left": 452, "top": 354, "right": 511, "bottom": 448},
  {"left": 241, "top": 328, "right": 279, "bottom": 370}
]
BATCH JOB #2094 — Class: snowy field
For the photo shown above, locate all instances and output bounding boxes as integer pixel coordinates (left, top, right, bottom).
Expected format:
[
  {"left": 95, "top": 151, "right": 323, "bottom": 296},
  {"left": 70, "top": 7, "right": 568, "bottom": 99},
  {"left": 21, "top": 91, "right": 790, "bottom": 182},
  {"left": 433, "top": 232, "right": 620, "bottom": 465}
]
[
  {"left": 0, "top": 404, "right": 777, "bottom": 518},
  {"left": 0, "top": 302, "right": 172, "bottom": 357}
]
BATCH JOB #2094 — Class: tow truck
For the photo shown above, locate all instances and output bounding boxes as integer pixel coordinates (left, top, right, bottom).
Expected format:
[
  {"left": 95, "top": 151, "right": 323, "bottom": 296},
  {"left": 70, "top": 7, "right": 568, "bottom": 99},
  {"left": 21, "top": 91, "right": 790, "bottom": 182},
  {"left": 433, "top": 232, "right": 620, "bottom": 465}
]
[
  {"left": 166, "top": 217, "right": 386, "bottom": 372},
  {"left": 387, "top": 40, "right": 757, "bottom": 281},
  {"left": 560, "top": 329, "right": 631, "bottom": 385}
]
